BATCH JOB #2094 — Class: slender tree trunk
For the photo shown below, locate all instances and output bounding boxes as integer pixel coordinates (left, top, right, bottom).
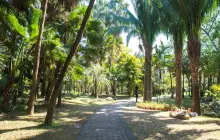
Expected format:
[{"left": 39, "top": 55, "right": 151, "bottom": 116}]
[
  {"left": 208, "top": 74, "right": 212, "bottom": 90},
  {"left": 182, "top": 72, "right": 185, "bottom": 99},
  {"left": 187, "top": 37, "right": 201, "bottom": 115},
  {"left": 170, "top": 72, "right": 173, "bottom": 99},
  {"left": 95, "top": 79, "right": 98, "bottom": 98},
  {"left": 41, "top": 50, "right": 46, "bottom": 98},
  {"left": 203, "top": 74, "right": 206, "bottom": 91},
  {"left": 28, "top": 0, "right": 48, "bottom": 115},
  {"left": 45, "top": 79, "right": 52, "bottom": 102},
  {"left": 143, "top": 43, "right": 152, "bottom": 101},
  {"left": 174, "top": 37, "right": 183, "bottom": 107},
  {"left": 44, "top": 0, "right": 95, "bottom": 125}
]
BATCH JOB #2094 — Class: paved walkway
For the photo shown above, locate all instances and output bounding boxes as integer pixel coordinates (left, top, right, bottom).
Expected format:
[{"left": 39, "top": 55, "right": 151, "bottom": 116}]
[{"left": 77, "top": 100, "right": 135, "bottom": 140}]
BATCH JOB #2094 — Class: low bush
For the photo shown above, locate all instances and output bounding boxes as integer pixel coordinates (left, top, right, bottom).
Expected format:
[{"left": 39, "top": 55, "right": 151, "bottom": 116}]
[
  {"left": 201, "top": 99, "right": 220, "bottom": 117},
  {"left": 136, "top": 102, "right": 177, "bottom": 111}
]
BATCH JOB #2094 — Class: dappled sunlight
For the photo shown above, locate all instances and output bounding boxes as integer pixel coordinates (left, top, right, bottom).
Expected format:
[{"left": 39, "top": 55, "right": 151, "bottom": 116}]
[
  {"left": 121, "top": 101, "right": 220, "bottom": 140},
  {"left": 0, "top": 97, "right": 111, "bottom": 140}
]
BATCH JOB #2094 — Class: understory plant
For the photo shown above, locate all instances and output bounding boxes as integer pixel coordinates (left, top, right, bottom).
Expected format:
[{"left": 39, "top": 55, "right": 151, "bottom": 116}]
[{"left": 136, "top": 102, "right": 177, "bottom": 111}]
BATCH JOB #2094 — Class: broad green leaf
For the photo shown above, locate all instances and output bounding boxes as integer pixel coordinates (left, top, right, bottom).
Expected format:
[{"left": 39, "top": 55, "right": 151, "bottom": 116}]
[
  {"left": 30, "top": 6, "right": 41, "bottom": 39},
  {"left": 8, "top": 14, "right": 29, "bottom": 39}
]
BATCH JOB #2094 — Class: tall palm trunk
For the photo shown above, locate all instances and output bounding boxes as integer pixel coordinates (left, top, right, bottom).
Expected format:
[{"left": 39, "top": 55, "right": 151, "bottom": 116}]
[
  {"left": 187, "top": 37, "right": 201, "bottom": 115},
  {"left": 143, "top": 44, "right": 152, "bottom": 101},
  {"left": 44, "top": 0, "right": 95, "bottom": 125},
  {"left": 28, "top": 0, "right": 48, "bottom": 115},
  {"left": 174, "top": 36, "right": 183, "bottom": 107}
]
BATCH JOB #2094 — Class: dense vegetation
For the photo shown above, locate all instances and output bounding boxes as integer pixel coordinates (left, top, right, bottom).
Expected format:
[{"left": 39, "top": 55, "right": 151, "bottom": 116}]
[{"left": 0, "top": 0, "right": 220, "bottom": 125}]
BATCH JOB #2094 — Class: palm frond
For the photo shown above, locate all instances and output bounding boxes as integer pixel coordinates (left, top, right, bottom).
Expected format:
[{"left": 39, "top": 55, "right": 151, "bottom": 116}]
[
  {"left": 105, "top": 25, "right": 130, "bottom": 36},
  {"left": 126, "top": 29, "right": 139, "bottom": 46}
]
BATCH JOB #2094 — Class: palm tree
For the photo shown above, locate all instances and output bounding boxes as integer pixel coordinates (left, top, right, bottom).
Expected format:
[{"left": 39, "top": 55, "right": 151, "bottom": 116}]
[
  {"left": 108, "top": 0, "right": 161, "bottom": 101},
  {"left": 167, "top": 0, "right": 219, "bottom": 114},
  {"left": 88, "top": 64, "right": 110, "bottom": 98},
  {"left": 161, "top": 1, "right": 185, "bottom": 107},
  {"left": 105, "top": 35, "right": 123, "bottom": 70},
  {"left": 28, "top": 0, "right": 48, "bottom": 115}
]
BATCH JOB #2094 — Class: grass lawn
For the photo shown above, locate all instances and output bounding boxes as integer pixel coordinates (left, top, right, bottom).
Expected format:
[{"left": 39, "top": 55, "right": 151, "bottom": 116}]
[{"left": 0, "top": 95, "right": 114, "bottom": 140}]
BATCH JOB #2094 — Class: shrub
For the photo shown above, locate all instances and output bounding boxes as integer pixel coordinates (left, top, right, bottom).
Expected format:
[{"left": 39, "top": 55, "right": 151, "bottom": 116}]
[
  {"left": 210, "top": 84, "right": 220, "bottom": 99},
  {"left": 201, "top": 100, "right": 220, "bottom": 117},
  {"left": 136, "top": 102, "right": 177, "bottom": 111}
]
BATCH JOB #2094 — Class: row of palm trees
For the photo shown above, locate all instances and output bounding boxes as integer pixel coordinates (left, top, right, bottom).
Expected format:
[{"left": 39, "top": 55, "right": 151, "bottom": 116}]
[{"left": 109, "top": 0, "right": 219, "bottom": 114}]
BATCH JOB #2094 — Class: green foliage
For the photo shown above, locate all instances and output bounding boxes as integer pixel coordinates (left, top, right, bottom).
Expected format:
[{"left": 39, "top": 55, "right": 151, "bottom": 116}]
[
  {"left": 88, "top": 63, "right": 110, "bottom": 92},
  {"left": 8, "top": 14, "right": 29, "bottom": 39},
  {"left": 210, "top": 84, "right": 220, "bottom": 99},
  {"left": 30, "top": 6, "right": 41, "bottom": 40},
  {"left": 7, "top": 6, "right": 41, "bottom": 41}
]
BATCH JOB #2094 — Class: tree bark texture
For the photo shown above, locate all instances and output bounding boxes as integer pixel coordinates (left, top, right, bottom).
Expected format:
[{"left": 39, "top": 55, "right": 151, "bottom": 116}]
[
  {"left": 28, "top": 0, "right": 48, "bottom": 115},
  {"left": 56, "top": 85, "right": 62, "bottom": 108},
  {"left": 174, "top": 36, "right": 183, "bottom": 107},
  {"left": 187, "top": 37, "right": 201, "bottom": 115},
  {"left": 44, "top": 0, "right": 95, "bottom": 125},
  {"left": 143, "top": 43, "right": 152, "bottom": 101},
  {"left": 2, "top": 74, "right": 14, "bottom": 111}
]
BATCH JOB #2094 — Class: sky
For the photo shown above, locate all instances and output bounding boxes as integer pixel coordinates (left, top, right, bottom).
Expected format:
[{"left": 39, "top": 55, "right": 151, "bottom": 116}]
[{"left": 121, "top": 0, "right": 170, "bottom": 54}]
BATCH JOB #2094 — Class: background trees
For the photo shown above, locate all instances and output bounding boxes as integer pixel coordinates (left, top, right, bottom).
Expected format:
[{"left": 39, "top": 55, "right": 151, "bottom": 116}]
[{"left": 0, "top": 0, "right": 219, "bottom": 124}]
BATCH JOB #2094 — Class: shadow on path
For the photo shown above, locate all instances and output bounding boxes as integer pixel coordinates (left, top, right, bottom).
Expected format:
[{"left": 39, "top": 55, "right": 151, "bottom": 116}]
[{"left": 77, "top": 100, "right": 135, "bottom": 140}]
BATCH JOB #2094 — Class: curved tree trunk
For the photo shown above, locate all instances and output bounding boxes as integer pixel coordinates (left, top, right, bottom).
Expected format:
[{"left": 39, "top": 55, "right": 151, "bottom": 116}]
[
  {"left": 28, "top": 0, "right": 48, "bottom": 115},
  {"left": 174, "top": 37, "right": 183, "bottom": 107},
  {"left": 187, "top": 37, "right": 201, "bottom": 115},
  {"left": 44, "top": 0, "right": 95, "bottom": 125}
]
